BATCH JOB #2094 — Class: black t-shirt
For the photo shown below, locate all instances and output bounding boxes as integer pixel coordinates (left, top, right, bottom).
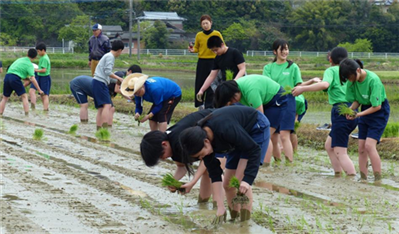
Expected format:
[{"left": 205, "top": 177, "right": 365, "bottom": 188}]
[
  {"left": 168, "top": 109, "right": 213, "bottom": 163},
  {"left": 201, "top": 105, "right": 260, "bottom": 185},
  {"left": 212, "top": 47, "right": 245, "bottom": 80},
  {"left": 108, "top": 70, "right": 126, "bottom": 97}
]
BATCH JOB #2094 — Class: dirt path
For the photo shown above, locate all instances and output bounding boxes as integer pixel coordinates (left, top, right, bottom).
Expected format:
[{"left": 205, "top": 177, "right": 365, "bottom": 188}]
[{"left": 1, "top": 103, "right": 399, "bottom": 233}]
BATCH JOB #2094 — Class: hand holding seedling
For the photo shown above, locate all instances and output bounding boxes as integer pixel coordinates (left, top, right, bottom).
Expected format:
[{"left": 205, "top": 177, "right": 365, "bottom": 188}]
[
  {"left": 239, "top": 181, "right": 250, "bottom": 194},
  {"left": 196, "top": 90, "right": 204, "bottom": 102},
  {"left": 291, "top": 86, "right": 304, "bottom": 96},
  {"left": 180, "top": 181, "right": 194, "bottom": 194}
]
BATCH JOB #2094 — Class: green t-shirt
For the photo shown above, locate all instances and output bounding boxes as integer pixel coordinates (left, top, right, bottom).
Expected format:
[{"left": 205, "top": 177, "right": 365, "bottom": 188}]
[
  {"left": 295, "top": 94, "right": 306, "bottom": 115},
  {"left": 7, "top": 57, "right": 35, "bottom": 79},
  {"left": 262, "top": 61, "right": 303, "bottom": 88},
  {"left": 346, "top": 69, "right": 387, "bottom": 106},
  {"left": 236, "top": 74, "right": 281, "bottom": 108},
  {"left": 322, "top": 66, "right": 348, "bottom": 105},
  {"left": 38, "top": 54, "right": 51, "bottom": 76}
]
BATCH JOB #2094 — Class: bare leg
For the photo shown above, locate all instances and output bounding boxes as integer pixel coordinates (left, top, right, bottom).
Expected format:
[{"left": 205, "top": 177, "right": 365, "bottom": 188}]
[
  {"left": 108, "top": 106, "right": 115, "bottom": 126},
  {"left": 42, "top": 95, "right": 49, "bottom": 110},
  {"left": 223, "top": 169, "right": 238, "bottom": 212},
  {"left": 149, "top": 120, "right": 158, "bottom": 131},
  {"left": 263, "top": 127, "right": 276, "bottom": 164},
  {"left": 325, "top": 136, "right": 342, "bottom": 174},
  {"left": 364, "top": 138, "right": 381, "bottom": 178},
  {"left": 29, "top": 88, "right": 36, "bottom": 108},
  {"left": 280, "top": 130, "right": 294, "bottom": 162},
  {"left": 235, "top": 159, "right": 252, "bottom": 212},
  {"left": 80, "top": 103, "right": 89, "bottom": 122},
  {"left": 333, "top": 146, "right": 356, "bottom": 175},
  {"left": 21, "top": 94, "right": 30, "bottom": 114},
  {"left": 199, "top": 171, "right": 212, "bottom": 201},
  {"left": 96, "top": 108, "right": 103, "bottom": 128},
  {"left": 271, "top": 133, "right": 281, "bottom": 160},
  {"left": 291, "top": 133, "right": 298, "bottom": 153},
  {"left": 358, "top": 139, "right": 368, "bottom": 179},
  {"left": 0, "top": 96, "right": 10, "bottom": 114},
  {"left": 100, "top": 104, "right": 112, "bottom": 127},
  {"left": 158, "top": 122, "right": 168, "bottom": 132}
]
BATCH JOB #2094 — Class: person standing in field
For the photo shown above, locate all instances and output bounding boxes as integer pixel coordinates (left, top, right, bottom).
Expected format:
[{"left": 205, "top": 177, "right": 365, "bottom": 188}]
[
  {"left": 262, "top": 39, "right": 303, "bottom": 163},
  {"left": 91, "top": 40, "right": 124, "bottom": 129},
  {"left": 29, "top": 42, "right": 51, "bottom": 111},
  {"left": 0, "top": 49, "right": 44, "bottom": 116},
  {"left": 88, "top": 23, "right": 111, "bottom": 77},
  {"left": 188, "top": 14, "right": 224, "bottom": 109},
  {"left": 196, "top": 36, "right": 246, "bottom": 102},
  {"left": 292, "top": 47, "right": 358, "bottom": 177},
  {"left": 339, "top": 58, "right": 390, "bottom": 182}
]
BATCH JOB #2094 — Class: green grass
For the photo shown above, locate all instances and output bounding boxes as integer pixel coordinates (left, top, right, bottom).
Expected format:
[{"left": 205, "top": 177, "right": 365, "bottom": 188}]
[
  {"left": 33, "top": 128, "right": 44, "bottom": 140},
  {"left": 382, "top": 123, "right": 399, "bottom": 138}
]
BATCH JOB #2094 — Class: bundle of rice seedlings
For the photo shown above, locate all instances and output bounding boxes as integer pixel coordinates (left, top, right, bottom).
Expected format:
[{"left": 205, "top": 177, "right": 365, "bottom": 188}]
[
  {"left": 225, "top": 69, "right": 234, "bottom": 81},
  {"left": 68, "top": 124, "right": 78, "bottom": 135},
  {"left": 95, "top": 128, "right": 111, "bottom": 141},
  {"left": 33, "top": 128, "right": 44, "bottom": 140},
  {"left": 229, "top": 176, "right": 249, "bottom": 206},
  {"left": 281, "top": 85, "right": 293, "bottom": 96},
  {"left": 161, "top": 173, "right": 185, "bottom": 193},
  {"left": 337, "top": 103, "right": 355, "bottom": 116}
]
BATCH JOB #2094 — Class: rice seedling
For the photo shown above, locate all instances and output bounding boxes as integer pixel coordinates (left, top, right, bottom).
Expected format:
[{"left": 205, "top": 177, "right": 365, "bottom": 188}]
[
  {"left": 337, "top": 103, "right": 355, "bottom": 116},
  {"left": 229, "top": 176, "right": 249, "bottom": 206},
  {"left": 95, "top": 128, "right": 111, "bottom": 141},
  {"left": 225, "top": 69, "right": 234, "bottom": 81},
  {"left": 281, "top": 85, "right": 293, "bottom": 96},
  {"left": 161, "top": 173, "right": 185, "bottom": 193},
  {"left": 68, "top": 124, "right": 78, "bottom": 135},
  {"left": 33, "top": 128, "right": 44, "bottom": 140}
]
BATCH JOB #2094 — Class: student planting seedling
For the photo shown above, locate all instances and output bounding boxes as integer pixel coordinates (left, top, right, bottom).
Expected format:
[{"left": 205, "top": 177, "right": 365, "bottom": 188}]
[
  {"left": 0, "top": 49, "right": 44, "bottom": 116},
  {"left": 339, "top": 58, "right": 390, "bottom": 182},
  {"left": 179, "top": 105, "right": 270, "bottom": 223},
  {"left": 292, "top": 47, "right": 358, "bottom": 177},
  {"left": 140, "top": 109, "right": 226, "bottom": 205}
]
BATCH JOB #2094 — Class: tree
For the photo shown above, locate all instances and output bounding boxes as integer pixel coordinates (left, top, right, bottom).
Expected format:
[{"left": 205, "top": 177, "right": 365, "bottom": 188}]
[
  {"left": 0, "top": 33, "right": 18, "bottom": 46},
  {"left": 58, "top": 15, "right": 91, "bottom": 53},
  {"left": 143, "top": 20, "right": 170, "bottom": 49},
  {"left": 338, "top": 39, "right": 373, "bottom": 52}
]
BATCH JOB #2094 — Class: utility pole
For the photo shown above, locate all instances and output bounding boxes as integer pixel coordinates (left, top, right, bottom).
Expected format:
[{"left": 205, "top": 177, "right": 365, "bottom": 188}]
[
  {"left": 128, "top": 0, "right": 132, "bottom": 57},
  {"left": 137, "top": 19, "right": 140, "bottom": 60}
]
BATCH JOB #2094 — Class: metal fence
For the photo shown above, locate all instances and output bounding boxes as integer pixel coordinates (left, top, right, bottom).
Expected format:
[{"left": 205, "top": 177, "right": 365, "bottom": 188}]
[{"left": 2, "top": 46, "right": 399, "bottom": 59}]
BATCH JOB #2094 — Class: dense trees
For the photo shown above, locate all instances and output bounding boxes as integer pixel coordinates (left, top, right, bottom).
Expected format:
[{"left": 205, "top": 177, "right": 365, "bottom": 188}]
[{"left": 1, "top": 0, "right": 399, "bottom": 52}]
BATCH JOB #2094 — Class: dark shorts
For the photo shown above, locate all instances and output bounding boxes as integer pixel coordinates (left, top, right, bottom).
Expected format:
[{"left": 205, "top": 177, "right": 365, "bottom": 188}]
[
  {"left": 150, "top": 96, "right": 181, "bottom": 124},
  {"left": 30, "top": 74, "right": 51, "bottom": 95},
  {"left": 263, "top": 86, "right": 287, "bottom": 129},
  {"left": 92, "top": 79, "right": 112, "bottom": 109},
  {"left": 329, "top": 103, "right": 358, "bottom": 148},
  {"left": 226, "top": 111, "right": 270, "bottom": 169},
  {"left": 278, "top": 94, "right": 296, "bottom": 131},
  {"left": 3, "top": 73, "right": 26, "bottom": 97},
  {"left": 358, "top": 100, "right": 390, "bottom": 143}
]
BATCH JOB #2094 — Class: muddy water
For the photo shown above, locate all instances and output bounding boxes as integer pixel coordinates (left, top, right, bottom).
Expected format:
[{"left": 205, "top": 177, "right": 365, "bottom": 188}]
[{"left": 1, "top": 102, "right": 399, "bottom": 233}]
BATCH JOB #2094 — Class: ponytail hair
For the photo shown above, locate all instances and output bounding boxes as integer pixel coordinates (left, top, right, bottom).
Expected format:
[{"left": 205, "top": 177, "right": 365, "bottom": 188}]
[
  {"left": 213, "top": 80, "right": 240, "bottom": 108},
  {"left": 339, "top": 58, "right": 362, "bottom": 85},
  {"left": 179, "top": 126, "right": 208, "bottom": 175},
  {"left": 272, "top": 39, "right": 294, "bottom": 68}
]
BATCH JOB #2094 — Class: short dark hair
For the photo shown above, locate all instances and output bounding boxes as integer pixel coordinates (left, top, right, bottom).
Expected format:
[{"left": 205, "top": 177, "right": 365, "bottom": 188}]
[
  {"left": 200, "top": 14, "right": 212, "bottom": 23},
  {"left": 36, "top": 42, "right": 46, "bottom": 51},
  {"left": 28, "top": 49, "right": 38, "bottom": 59},
  {"left": 179, "top": 126, "right": 208, "bottom": 175},
  {"left": 330, "top": 47, "right": 348, "bottom": 65},
  {"left": 213, "top": 80, "right": 240, "bottom": 108},
  {"left": 339, "top": 58, "right": 364, "bottom": 85},
  {"left": 207, "top": 36, "right": 223, "bottom": 49},
  {"left": 140, "top": 130, "right": 168, "bottom": 167},
  {"left": 128, "top": 65, "right": 142, "bottom": 74},
  {"left": 111, "top": 40, "right": 125, "bottom": 51}
]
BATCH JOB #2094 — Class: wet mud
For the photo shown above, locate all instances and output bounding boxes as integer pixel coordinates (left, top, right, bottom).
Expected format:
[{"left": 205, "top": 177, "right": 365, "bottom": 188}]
[{"left": 1, "top": 103, "right": 399, "bottom": 233}]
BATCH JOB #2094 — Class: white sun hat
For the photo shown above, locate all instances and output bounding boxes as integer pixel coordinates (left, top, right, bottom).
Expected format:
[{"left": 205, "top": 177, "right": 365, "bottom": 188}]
[{"left": 120, "top": 73, "right": 149, "bottom": 97}]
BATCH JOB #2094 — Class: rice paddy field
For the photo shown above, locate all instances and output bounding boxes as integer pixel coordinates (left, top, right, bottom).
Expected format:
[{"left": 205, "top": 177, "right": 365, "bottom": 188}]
[{"left": 1, "top": 53, "right": 399, "bottom": 233}]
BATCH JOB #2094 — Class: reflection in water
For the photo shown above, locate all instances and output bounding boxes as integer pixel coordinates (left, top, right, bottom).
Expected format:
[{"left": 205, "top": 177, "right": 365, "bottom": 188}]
[{"left": 254, "top": 181, "right": 344, "bottom": 207}]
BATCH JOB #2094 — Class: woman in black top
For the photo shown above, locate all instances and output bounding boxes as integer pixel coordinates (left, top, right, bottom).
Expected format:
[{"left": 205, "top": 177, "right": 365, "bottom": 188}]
[{"left": 179, "top": 105, "right": 270, "bottom": 222}]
